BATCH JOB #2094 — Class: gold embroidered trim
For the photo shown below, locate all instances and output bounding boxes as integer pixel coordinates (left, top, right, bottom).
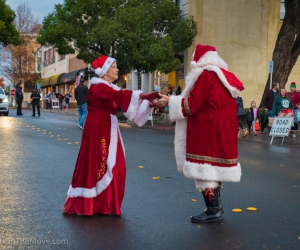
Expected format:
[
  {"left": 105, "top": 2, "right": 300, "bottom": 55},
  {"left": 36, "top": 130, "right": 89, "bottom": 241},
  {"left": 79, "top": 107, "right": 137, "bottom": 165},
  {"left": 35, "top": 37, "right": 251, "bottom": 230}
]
[
  {"left": 186, "top": 153, "right": 238, "bottom": 164},
  {"left": 97, "top": 137, "right": 107, "bottom": 181},
  {"left": 184, "top": 98, "right": 192, "bottom": 116}
]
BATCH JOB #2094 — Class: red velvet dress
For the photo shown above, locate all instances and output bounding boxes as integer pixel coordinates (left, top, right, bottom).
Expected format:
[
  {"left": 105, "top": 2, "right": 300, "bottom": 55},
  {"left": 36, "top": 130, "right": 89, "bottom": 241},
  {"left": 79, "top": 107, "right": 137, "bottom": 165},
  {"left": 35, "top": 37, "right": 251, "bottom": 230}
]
[{"left": 63, "top": 80, "right": 142, "bottom": 215}]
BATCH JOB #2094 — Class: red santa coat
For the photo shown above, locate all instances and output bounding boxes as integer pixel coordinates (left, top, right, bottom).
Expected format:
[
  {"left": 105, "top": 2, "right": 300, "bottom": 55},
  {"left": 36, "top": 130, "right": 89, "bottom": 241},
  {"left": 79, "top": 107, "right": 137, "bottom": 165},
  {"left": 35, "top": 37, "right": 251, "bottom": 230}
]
[
  {"left": 169, "top": 65, "right": 244, "bottom": 190},
  {"left": 63, "top": 78, "right": 152, "bottom": 215}
]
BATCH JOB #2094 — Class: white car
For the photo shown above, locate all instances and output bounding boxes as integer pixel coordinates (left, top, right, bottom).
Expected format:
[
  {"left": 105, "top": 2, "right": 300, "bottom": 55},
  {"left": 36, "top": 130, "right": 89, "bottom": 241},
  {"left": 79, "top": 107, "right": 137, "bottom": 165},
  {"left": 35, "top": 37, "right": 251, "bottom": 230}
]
[{"left": 0, "top": 88, "right": 9, "bottom": 116}]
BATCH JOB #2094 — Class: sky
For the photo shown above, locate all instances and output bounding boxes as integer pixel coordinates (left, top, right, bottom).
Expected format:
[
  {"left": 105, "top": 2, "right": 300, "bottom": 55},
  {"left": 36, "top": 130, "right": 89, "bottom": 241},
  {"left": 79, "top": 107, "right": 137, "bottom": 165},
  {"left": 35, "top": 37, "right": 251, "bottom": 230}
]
[{"left": 6, "top": 0, "right": 65, "bottom": 21}]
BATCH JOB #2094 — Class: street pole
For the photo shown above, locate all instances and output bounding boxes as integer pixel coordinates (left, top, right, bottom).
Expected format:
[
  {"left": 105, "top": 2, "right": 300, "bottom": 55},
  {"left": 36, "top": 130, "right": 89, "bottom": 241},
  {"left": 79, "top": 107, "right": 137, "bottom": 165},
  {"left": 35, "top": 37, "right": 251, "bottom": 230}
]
[{"left": 269, "top": 61, "right": 274, "bottom": 90}]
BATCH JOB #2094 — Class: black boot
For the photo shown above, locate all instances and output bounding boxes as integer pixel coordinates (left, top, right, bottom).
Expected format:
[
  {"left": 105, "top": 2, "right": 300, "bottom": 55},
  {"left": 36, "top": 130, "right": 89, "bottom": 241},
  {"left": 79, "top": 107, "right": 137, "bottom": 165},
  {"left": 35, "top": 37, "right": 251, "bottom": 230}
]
[{"left": 191, "top": 186, "right": 223, "bottom": 223}]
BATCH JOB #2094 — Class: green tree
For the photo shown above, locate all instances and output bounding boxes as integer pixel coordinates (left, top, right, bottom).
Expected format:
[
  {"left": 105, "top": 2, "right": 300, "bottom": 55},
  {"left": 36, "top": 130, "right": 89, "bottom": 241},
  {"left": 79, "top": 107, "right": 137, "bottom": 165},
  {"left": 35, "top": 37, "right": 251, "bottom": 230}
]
[
  {"left": 37, "top": 0, "right": 197, "bottom": 75},
  {"left": 0, "top": 0, "right": 22, "bottom": 46},
  {"left": 260, "top": 0, "right": 300, "bottom": 107}
]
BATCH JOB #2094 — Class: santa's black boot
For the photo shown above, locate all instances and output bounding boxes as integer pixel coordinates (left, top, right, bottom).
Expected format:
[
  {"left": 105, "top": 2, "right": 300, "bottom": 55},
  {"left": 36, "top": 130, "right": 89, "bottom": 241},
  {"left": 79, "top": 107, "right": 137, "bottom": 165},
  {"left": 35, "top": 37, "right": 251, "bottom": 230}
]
[{"left": 191, "top": 186, "right": 223, "bottom": 223}]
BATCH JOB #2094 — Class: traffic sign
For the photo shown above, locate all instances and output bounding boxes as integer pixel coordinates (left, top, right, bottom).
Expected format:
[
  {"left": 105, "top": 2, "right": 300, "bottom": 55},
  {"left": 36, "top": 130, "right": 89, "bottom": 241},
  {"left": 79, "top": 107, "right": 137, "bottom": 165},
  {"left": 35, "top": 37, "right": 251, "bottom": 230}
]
[
  {"left": 10, "top": 89, "right": 15, "bottom": 96},
  {"left": 269, "top": 61, "right": 274, "bottom": 73}
]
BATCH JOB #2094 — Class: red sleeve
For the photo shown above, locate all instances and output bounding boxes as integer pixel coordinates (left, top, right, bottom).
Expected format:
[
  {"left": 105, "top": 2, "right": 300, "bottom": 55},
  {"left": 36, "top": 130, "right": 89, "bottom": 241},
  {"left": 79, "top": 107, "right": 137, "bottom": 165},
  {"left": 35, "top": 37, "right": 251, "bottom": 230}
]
[
  {"left": 91, "top": 84, "right": 132, "bottom": 112},
  {"left": 182, "top": 70, "right": 214, "bottom": 117}
]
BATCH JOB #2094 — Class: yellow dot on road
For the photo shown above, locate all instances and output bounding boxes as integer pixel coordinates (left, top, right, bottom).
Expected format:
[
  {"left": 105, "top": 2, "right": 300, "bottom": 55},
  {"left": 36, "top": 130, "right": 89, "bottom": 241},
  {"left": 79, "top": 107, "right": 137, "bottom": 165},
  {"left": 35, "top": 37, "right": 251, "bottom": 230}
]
[
  {"left": 232, "top": 208, "right": 243, "bottom": 213},
  {"left": 152, "top": 176, "right": 161, "bottom": 180},
  {"left": 247, "top": 207, "right": 257, "bottom": 211},
  {"left": 57, "top": 138, "right": 62, "bottom": 140},
  {"left": 64, "top": 138, "right": 68, "bottom": 140},
  {"left": 74, "top": 142, "right": 79, "bottom": 144},
  {"left": 57, "top": 135, "right": 60, "bottom": 137},
  {"left": 43, "top": 130, "right": 47, "bottom": 132},
  {"left": 138, "top": 166, "right": 144, "bottom": 169},
  {"left": 32, "top": 128, "right": 35, "bottom": 130},
  {"left": 43, "top": 132, "right": 47, "bottom": 134},
  {"left": 50, "top": 135, "right": 54, "bottom": 137},
  {"left": 67, "top": 142, "right": 72, "bottom": 144},
  {"left": 191, "top": 199, "right": 197, "bottom": 202}
]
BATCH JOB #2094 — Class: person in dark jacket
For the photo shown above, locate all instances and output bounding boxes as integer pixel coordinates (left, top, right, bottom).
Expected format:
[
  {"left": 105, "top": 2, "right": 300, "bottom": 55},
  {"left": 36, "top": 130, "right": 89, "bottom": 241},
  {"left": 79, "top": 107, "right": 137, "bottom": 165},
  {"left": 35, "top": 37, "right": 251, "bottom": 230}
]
[
  {"left": 75, "top": 77, "right": 88, "bottom": 129},
  {"left": 30, "top": 89, "right": 41, "bottom": 117},
  {"left": 263, "top": 82, "right": 279, "bottom": 117},
  {"left": 236, "top": 96, "right": 249, "bottom": 138},
  {"left": 16, "top": 86, "right": 24, "bottom": 116}
]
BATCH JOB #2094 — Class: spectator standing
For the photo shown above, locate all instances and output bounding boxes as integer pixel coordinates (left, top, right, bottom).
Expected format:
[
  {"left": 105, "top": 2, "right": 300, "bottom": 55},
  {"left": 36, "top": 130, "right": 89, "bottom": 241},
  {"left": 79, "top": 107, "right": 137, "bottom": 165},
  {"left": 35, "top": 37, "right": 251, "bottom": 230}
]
[
  {"left": 55, "top": 93, "right": 64, "bottom": 110},
  {"left": 248, "top": 101, "right": 259, "bottom": 135},
  {"left": 236, "top": 96, "right": 249, "bottom": 138},
  {"left": 287, "top": 82, "right": 300, "bottom": 107},
  {"left": 272, "top": 88, "right": 294, "bottom": 116},
  {"left": 30, "top": 89, "right": 41, "bottom": 117},
  {"left": 64, "top": 92, "right": 71, "bottom": 110},
  {"left": 263, "top": 82, "right": 279, "bottom": 117},
  {"left": 175, "top": 86, "right": 182, "bottom": 95},
  {"left": 16, "top": 86, "right": 23, "bottom": 116},
  {"left": 45, "top": 91, "right": 52, "bottom": 109},
  {"left": 75, "top": 77, "right": 88, "bottom": 129}
]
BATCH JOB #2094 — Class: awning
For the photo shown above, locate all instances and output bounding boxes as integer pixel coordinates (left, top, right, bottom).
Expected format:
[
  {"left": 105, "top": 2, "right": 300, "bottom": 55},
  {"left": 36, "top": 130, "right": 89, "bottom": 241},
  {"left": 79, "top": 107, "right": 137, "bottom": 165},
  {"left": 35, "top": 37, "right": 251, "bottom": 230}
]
[
  {"left": 49, "top": 74, "right": 64, "bottom": 86},
  {"left": 60, "top": 69, "right": 83, "bottom": 84},
  {"left": 38, "top": 74, "right": 64, "bottom": 87}
]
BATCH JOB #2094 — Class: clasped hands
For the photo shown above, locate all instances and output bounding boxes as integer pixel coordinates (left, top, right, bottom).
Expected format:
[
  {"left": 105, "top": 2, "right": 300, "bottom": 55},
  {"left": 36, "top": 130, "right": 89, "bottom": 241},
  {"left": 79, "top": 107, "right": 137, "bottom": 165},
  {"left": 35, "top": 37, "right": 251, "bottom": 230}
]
[{"left": 139, "top": 92, "right": 168, "bottom": 113}]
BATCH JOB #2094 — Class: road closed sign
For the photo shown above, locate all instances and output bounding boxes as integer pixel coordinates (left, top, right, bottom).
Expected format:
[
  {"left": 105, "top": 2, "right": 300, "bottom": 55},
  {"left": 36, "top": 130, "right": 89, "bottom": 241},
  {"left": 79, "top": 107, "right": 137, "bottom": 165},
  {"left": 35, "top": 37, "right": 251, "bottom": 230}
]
[{"left": 269, "top": 117, "right": 294, "bottom": 136}]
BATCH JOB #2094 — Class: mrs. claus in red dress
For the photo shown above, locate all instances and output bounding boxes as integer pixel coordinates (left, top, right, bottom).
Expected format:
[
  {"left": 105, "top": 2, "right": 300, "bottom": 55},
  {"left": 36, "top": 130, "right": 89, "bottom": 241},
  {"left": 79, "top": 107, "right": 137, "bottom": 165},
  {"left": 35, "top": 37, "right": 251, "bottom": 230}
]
[
  {"left": 158, "top": 44, "right": 244, "bottom": 223},
  {"left": 63, "top": 55, "right": 159, "bottom": 215}
]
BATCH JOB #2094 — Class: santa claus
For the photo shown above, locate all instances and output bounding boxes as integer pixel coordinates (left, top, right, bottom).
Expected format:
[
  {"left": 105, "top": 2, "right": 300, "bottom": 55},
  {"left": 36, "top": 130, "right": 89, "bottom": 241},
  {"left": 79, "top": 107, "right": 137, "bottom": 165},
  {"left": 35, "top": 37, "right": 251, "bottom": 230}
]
[{"left": 157, "top": 44, "right": 244, "bottom": 223}]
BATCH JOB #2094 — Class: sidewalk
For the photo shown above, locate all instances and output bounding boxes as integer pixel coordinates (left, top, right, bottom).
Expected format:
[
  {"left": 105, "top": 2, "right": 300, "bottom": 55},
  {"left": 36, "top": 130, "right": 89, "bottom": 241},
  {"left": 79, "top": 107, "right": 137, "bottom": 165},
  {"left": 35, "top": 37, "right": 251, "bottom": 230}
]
[{"left": 37, "top": 108, "right": 300, "bottom": 146}]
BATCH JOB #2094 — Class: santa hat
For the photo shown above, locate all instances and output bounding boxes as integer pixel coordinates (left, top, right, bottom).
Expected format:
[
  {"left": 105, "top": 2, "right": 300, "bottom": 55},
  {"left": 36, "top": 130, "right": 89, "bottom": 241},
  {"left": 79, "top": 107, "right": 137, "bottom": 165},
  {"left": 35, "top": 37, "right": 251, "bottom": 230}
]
[
  {"left": 190, "top": 44, "right": 228, "bottom": 70},
  {"left": 92, "top": 55, "right": 115, "bottom": 77},
  {"left": 290, "top": 82, "right": 296, "bottom": 88}
]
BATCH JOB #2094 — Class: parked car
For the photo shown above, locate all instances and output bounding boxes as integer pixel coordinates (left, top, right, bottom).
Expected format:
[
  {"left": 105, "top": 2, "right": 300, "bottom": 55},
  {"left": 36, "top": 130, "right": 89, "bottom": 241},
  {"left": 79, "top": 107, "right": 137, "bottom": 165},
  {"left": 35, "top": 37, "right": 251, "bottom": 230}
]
[{"left": 0, "top": 87, "right": 9, "bottom": 116}]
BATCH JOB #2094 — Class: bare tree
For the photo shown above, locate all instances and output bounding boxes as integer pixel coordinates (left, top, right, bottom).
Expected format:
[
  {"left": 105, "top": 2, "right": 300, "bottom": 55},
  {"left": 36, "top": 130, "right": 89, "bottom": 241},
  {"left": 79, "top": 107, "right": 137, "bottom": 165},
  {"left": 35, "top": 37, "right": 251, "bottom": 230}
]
[
  {"left": 259, "top": 0, "right": 300, "bottom": 107},
  {"left": 0, "top": 1, "right": 41, "bottom": 88}
]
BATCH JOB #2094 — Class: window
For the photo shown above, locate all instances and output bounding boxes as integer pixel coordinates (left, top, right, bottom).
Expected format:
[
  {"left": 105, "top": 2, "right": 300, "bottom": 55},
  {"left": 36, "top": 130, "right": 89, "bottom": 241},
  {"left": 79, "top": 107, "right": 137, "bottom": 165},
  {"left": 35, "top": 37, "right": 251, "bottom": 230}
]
[{"left": 280, "top": 0, "right": 285, "bottom": 20}]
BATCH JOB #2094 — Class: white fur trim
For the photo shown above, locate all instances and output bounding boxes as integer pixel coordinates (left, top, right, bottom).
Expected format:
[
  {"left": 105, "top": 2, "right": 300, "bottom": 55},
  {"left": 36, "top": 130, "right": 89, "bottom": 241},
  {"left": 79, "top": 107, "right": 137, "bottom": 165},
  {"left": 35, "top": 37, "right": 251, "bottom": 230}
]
[
  {"left": 194, "top": 180, "right": 219, "bottom": 190},
  {"left": 90, "top": 77, "right": 110, "bottom": 86},
  {"left": 169, "top": 95, "right": 185, "bottom": 122},
  {"left": 183, "top": 161, "right": 241, "bottom": 183},
  {"left": 205, "top": 65, "right": 241, "bottom": 98},
  {"left": 67, "top": 115, "right": 120, "bottom": 198},
  {"left": 192, "top": 51, "right": 228, "bottom": 71},
  {"left": 134, "top": 100, "right": 154, "bottom": 127},
  {"left": 124, "top": 90, "right": 142, "bottom": 120},
  {"left": 94, "top": 57, "right": 115, "bottom": 77},
  {"left": 174, "top": 119, "right": 187, "bottom": 172}
]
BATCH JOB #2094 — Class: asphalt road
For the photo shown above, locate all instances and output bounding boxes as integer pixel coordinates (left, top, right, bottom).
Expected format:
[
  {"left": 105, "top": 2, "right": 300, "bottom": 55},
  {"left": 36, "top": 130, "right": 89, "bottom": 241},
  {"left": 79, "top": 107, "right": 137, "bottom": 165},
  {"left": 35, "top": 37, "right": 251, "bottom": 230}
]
[{"left": 0, "top": 110, "right": 299, "bottom": 250}]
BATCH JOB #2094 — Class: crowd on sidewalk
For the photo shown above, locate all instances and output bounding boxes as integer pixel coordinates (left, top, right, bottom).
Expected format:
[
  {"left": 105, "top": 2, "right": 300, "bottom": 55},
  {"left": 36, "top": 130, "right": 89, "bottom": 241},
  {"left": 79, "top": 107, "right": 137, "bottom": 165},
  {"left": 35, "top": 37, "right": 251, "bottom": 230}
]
[{"left": 236, "top": 81, "right": 300, "bottom": 138}]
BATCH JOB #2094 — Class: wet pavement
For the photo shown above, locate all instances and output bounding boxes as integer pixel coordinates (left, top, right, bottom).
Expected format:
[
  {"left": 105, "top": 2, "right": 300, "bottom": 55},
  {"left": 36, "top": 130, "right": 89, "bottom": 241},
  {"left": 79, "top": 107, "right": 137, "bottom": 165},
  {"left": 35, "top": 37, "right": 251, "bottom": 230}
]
[{"left": 0, "top": 109, "right": 299, "bottom": 250}]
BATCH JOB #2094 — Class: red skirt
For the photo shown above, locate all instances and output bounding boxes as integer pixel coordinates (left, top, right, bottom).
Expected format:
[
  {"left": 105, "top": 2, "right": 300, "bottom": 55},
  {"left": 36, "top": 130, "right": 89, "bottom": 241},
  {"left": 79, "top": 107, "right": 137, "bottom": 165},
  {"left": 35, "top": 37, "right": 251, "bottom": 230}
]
[{"left": 62, "top": 139, "right": 126, "bottom": 215}]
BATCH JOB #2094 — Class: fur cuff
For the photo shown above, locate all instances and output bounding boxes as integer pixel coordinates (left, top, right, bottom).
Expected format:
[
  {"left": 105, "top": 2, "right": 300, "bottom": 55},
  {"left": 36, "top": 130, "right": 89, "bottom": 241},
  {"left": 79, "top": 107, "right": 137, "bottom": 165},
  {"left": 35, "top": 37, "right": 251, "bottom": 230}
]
[
  {"left": 124, "top": 90, "right": 142, "bottom": 120},
  {"left": 183, "top": 160, "right": 241, "bottom": 183},
  {"left": 169, "top": 95, "right": 185, "bottom": 122},
  {"left": 194, "top": 180, "right": 219, "bottom": 190},
  {"left": 134, "top": 100, "right": 154, "bottom": 127}
]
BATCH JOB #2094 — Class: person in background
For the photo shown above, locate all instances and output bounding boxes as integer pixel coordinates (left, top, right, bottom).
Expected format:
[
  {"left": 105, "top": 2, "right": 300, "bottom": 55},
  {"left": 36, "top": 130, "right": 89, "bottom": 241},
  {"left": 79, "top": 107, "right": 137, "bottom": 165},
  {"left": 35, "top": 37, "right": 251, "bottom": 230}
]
[
  {"left": 64, "top": 92, "right": 71, "bottom": 110},
  {"left": 236, "top": 96, "right": 249, "bottom": 138},
  {"left": 263, "top": 82, "right": 279, "bottom": 117},
  {"left": 30, "top": 89, "right": 41, "bottom": 117},
  {"left": 249, "top": 101, "right": 259, "bottom": 135},
  {"left": 45, "top": 91, "right": 52, "bottom": 109},
  {"left": 74, "top": 77, "right": 88, "bottom": 129},
  {"left": 287, "top": 82, "right": 300, "bottom": 107},
  {"left": 175, "top": 86, "right": 182, "bottom": 96},
  {"left": 55, "top": 92, "right": 64, "bottom": 110},
  {"left": 16, "top": 86, "right": 23, "bottom": 116},
  {"left": 273, "top": 88, "right": 294, "bottom": 116}
]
